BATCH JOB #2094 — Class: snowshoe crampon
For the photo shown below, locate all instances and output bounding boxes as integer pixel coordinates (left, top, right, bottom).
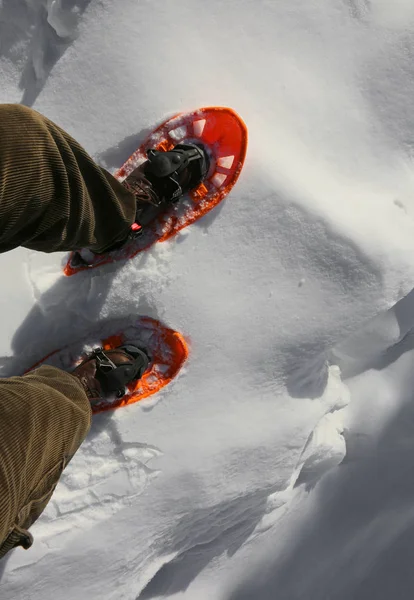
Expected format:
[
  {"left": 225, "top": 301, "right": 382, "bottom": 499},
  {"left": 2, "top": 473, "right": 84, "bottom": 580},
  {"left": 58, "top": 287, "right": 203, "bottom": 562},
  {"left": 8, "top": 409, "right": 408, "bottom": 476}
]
[{"left": 64, "top": 106, "right": 248, "bottom": 276}]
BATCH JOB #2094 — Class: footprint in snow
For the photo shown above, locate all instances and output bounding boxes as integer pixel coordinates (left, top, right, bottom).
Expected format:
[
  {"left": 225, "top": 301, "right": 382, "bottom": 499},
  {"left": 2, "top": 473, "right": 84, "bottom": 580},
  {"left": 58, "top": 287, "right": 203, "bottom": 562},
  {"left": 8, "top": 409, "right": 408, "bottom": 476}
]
[{"left": 31, "top": 428, "right": 162, "bottom": 547}]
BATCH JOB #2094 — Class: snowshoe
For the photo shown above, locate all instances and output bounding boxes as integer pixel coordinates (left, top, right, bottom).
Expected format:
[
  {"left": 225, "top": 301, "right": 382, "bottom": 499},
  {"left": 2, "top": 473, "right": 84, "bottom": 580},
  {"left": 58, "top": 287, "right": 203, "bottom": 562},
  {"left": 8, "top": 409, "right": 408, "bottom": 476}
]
[
  {"left": 65, "top": 106, "right": 248, "bottom": 276},
  {"left": 27, "top": 316, "right": 189, "bottom": 414}
]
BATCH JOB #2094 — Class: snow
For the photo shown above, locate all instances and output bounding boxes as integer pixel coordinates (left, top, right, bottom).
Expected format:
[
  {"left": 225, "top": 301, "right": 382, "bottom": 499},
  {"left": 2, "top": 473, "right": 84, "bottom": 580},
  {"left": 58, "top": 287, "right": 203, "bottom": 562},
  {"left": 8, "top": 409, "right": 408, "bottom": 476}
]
[{"left": 1, "top": 0, "right": 414, "bottom": 598}]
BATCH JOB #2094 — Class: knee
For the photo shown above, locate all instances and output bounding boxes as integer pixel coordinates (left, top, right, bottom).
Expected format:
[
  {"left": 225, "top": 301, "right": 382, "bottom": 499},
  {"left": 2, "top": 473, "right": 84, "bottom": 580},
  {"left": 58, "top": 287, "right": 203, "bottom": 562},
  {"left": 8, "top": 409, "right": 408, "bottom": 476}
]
[{"left": 0, "top": 102, "right": 38, "bottom": 121}]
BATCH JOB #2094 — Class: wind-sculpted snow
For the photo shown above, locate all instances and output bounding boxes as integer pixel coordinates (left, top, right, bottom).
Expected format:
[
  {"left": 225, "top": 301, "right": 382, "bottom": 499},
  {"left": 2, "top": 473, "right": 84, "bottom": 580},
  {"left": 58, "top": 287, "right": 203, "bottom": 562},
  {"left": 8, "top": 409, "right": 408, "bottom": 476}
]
[
  {"left": 30, "top": 427, "right": 162, "bottom": 547},
  {"left": 0, "top": 0, "right": 91, "bottom": 105},
  {"left": 1, "top": 0, "right": 414, "bottom": 598},
  {"left": 225, "top": 303, "right": 414, "bottom": 600}
]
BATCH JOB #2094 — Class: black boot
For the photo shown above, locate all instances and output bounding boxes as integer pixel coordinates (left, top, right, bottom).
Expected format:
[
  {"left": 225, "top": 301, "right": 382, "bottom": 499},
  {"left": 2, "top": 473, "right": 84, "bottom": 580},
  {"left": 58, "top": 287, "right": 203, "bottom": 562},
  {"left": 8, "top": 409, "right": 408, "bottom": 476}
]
[
  {"left": 72, "top": 345, "right": 150, "bottom": 402},
  {"left": 145, "top": 143, "right": 210, "bottom": 202},
  {"left": 124, "top": 142, "right": 210, "bottom": 226}
]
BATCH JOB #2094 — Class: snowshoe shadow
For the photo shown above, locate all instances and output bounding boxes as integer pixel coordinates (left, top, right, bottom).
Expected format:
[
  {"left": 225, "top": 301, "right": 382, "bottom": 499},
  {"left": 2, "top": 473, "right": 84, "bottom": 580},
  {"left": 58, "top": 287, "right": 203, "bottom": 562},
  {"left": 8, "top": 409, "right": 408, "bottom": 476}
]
[
  {"left": 97, "top": 128, "right": 155, "bottom": 172},
  {"left": 0, "top": 0, "right": 93, "bottom": 107},
  {"left": 2, "top": 254, "right": 162, "bottom": 434},
  {"left": 3, "top": 268, "right": 119, "bottom": 376}
]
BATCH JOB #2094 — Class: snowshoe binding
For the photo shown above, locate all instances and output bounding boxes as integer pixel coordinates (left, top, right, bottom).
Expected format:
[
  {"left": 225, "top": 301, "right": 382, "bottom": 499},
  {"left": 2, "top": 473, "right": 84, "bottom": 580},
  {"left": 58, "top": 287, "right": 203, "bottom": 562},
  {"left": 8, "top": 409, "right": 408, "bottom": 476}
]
[
  {"left": 72, "top": 344, "right": 150, "bottom": 403},
  {"left": 122, "top": 142, "right": 210, "bottom": 232},
  {"left": 123, "top": 142, "right": 210, "bottom": 233},
  {"left": 144, "top": 143, "right": 210, "bottom": 203}
]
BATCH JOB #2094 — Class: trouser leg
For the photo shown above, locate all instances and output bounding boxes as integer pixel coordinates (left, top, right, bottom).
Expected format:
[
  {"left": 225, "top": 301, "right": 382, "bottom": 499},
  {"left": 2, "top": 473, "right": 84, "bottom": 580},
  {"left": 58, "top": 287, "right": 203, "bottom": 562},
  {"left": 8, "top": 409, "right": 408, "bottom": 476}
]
[
  {"left": 0, "top": 104, "right": 136, "bottom": 254},
  {"left": 0, "top": 366, "right": 91, "bottom": 559}
]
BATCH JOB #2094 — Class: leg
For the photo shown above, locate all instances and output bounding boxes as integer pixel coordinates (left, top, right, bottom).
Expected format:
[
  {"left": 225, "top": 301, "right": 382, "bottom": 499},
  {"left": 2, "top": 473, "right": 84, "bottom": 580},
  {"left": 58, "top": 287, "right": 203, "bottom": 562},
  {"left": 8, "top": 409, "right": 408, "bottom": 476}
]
[
  {"left": 0, "top": 104, "right": 136, "bottom": 254},
  {"left": 0, "top": 366, "right": 91, "bottom": 559}
]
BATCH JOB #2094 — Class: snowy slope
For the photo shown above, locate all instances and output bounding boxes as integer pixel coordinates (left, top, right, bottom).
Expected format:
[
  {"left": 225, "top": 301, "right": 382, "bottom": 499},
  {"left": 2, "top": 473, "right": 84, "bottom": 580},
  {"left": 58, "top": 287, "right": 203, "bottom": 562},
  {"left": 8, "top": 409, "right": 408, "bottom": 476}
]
[{"left": 1, "top": 1, "right": 414, "bottom": 599}]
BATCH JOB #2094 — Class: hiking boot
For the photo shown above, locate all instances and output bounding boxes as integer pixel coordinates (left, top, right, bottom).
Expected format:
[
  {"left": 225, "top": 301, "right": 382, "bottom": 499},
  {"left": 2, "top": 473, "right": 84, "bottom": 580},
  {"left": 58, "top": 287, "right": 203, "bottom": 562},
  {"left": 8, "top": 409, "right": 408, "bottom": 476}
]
[
  {"left": 70, "top": 143, "right": 210, "bottom": 266},
  {"left": 118, "top": 143, "right": 210, "bottom": 237},
  {"left": 72, "top": 345, "right": 150, "bottom": 402}
]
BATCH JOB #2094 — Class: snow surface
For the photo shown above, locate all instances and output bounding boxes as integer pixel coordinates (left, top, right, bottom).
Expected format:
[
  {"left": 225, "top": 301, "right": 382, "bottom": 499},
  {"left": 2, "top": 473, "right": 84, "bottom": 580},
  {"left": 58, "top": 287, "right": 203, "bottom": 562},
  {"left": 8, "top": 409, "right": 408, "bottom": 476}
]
[{"left": 2, "top": 0, "right": 414, "bottom": 598}]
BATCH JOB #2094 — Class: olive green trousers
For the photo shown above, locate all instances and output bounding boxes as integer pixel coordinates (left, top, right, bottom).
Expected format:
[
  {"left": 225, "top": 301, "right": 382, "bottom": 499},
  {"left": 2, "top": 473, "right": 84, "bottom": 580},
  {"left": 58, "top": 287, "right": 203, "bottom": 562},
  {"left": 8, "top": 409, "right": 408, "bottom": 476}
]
[{"left": 0, "top": 104, "right": 136, "bottom": 558}]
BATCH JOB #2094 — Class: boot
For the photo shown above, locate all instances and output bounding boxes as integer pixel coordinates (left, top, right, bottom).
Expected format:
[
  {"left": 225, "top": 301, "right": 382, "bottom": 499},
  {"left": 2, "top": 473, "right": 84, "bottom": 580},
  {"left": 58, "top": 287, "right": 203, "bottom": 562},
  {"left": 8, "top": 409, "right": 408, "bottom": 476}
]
[
  {"left": 114, "top": 143, "right": 210, "bottom": 240},
  {"left": 72, "top": 345, "right": 150, "bottom": 402},
  {"left": 71, "top": 143, "right": 210, "bottom": 266},
  {"left": 128, "top": 143, "right": 209, "bottom": 208}
]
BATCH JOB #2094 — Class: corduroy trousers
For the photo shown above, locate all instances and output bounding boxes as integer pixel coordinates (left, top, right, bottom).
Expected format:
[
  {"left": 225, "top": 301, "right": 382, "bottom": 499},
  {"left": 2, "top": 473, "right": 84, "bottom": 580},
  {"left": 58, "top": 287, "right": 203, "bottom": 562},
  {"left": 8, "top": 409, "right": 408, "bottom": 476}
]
[{"left": 0, "top": 104, "right": 135, "bottom": 558}]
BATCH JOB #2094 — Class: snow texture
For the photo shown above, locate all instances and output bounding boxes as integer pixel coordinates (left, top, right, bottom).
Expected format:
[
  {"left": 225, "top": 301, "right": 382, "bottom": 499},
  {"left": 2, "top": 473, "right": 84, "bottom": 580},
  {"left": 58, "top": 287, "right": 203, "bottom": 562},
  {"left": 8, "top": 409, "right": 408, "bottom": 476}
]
[{"left": 1, "top": 0, "right": 414, "bottom": 598}]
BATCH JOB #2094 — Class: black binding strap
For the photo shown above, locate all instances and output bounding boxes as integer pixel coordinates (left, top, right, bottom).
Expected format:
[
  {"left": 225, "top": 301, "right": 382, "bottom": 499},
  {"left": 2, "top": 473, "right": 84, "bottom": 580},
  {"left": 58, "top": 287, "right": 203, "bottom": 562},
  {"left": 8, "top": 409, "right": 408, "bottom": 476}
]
[
  {"left": 146, "top": 144, "right": 204, "bottom": 177},
  {"left": 92, "top": 345, "right": 150, "bottom": 398},
  {"left": 145, "top": 143, "right": 209, "bottom": 202}
]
